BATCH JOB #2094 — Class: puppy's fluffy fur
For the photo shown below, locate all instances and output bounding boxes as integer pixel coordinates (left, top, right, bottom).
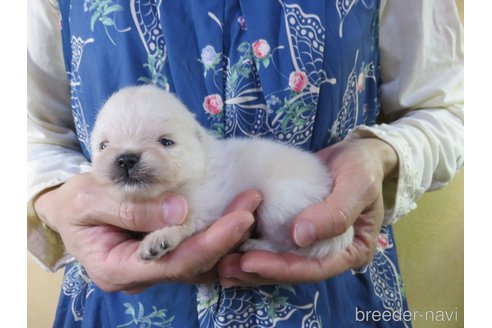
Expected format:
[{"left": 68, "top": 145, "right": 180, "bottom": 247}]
[{"left": 91, "top": 85, "right": 353, "bottom": 260}]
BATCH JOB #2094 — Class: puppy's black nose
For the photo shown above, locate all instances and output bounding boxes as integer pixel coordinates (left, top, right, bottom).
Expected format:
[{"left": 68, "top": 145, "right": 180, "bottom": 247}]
[{"left": 117, "top": 153, "right": 140, "bottom": 171}]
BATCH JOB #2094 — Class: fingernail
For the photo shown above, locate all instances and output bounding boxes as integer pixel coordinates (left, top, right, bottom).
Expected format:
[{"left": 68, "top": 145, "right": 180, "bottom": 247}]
[
  {"left": 240, "top": 258, "right": 256, "bottom": 273},
  {"left": 236, "top": 214, "right": 255, "bottom": 234},
  {"left": 241, "top": 265, "right": 256, "bottom": 273},
  {"left": 294, "top": 221, "right": 316, "bottom": 247},
  {"left": 162, "top": 195, "right": 187, "bottom": 225},
  {"left": 249, "top": 195, "right": 263, "bottom": 211}
]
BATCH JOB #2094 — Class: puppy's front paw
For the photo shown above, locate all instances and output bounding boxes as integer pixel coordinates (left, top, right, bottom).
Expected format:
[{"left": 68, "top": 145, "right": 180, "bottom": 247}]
[
  {"left": 138, "top": 229, "right": 177, "bottom": 261},
  {"left": 138, "top": 238, "right": 171, "bottom": 261}
]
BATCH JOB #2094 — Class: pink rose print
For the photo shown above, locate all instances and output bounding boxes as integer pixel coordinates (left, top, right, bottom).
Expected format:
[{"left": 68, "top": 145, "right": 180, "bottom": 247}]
[
  {"left": 203, "top": 94, "right": 224, "bottom": 115},
  {"left": 377, "top": 233, "right": 390, "bottom": 251},
  {"left": 252, "top": 39, "right": 270, "bottom": 59},
  {"left": 289, "top": 70, "right": 308, "bottom": 93}
]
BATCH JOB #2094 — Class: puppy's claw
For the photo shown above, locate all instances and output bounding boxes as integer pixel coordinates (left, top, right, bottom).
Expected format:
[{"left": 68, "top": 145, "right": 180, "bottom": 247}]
[
  {"left": 138, "top": 253, "right": 152, "bottom": 263},
  {"left": 138, "top": 228, "right": 184, "bottom": 261},
  {"left": 138, "top": 241, "right": 171, "bottom": 261},
  {"left": 138, "top": 250, "right": 160, "bottom": 262}
]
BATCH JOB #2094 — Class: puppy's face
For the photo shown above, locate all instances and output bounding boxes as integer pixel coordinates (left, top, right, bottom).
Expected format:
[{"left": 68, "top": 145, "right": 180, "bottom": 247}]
[{"left": 90, "top": 86, "right": 208, "bottom": 199}]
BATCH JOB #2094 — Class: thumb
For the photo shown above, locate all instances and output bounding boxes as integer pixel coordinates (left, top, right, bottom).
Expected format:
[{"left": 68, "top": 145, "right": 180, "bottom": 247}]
[
  {"left": 89, "top": 192, "right": 188, "bottom": 232},
  {"left": 161, "top": 194, "right": 189, "bottom": 225},
  {"left": 292, "top": 182, "right": 369, "bottom": 247}
]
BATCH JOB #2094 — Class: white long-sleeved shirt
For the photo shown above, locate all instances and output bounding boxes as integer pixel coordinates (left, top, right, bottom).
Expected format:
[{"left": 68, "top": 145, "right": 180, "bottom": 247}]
[{"left": 27, "top": 0, "right": 464, "bottom": 272}]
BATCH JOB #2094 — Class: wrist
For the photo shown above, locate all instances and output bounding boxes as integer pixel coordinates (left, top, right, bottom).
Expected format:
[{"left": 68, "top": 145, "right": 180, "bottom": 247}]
[
  {"left": 367, "top": 138, "right": 399, "bottom": 179},
  {"left": 347, "top": 137, "right": 398, "bottom": 179},
  {"left": 344, "top": 127, "right": 399, "bottom": 180}
]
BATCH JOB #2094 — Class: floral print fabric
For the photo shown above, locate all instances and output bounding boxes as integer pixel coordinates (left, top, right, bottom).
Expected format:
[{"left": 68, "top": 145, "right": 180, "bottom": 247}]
[{"left": 54, "top": 0, "right": 411, "bottom": 327}]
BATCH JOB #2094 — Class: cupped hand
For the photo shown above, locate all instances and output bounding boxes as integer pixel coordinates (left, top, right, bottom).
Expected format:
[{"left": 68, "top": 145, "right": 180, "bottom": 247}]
[
  {"left": 218, "top": 138, "right": 398, "bottom": 287},
  {"left": 34, "top": 173, "right": 262, "bottom": 292}
]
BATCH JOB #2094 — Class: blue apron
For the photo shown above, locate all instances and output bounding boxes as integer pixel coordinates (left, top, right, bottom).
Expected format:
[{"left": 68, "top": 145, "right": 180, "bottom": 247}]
[{"left": 54, "top": 1, "right": 410, "bottom": 327}]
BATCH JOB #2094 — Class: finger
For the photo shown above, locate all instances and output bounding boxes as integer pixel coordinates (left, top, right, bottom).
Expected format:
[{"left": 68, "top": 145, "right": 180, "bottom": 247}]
[
  {"left": 161, "top": 194, "right": 189, "bottom": 225},
  {"left": 292, "top": 179, "right": 375, "bottom": 247},
  {"left": 238, "top": 249, "right": 357, "bottom": 283},
  {"left": 218, "top": 253, "right": 278, "bottom": 287},
  {"left": 86, "top": 192, "right": 188, "bottom": 232},
  {"left": 101, "top": 210, "right": 255, "bottom": 288},
  {"left": 240, "top": 216, "right": 382, "bottom": 284},
  {"left": 223, "top": 189, "right": 263, "bottom": 215},
  {"left": 93, "top": 189, "right": 260, "bottom": 233},
  {"left": 163, "top": 211, "right": 255, "bottom": 275},
  {"left": 217, "top": 253, "right": 243, "bottom": 278},
  {"left": 219, "top": 276, "right": 277, "bottom": 288},
  {"left": 83, "top": 191, "right": 260, "bottom": 290},
  {"left": 220, "top": 278, "right": 249, "bottom": 288},
  {"left": 219, "top": 253, "right": 257, "bottom": 283},
  {"left": 122, "top": 266, "right": 219, "bottom": 293}
]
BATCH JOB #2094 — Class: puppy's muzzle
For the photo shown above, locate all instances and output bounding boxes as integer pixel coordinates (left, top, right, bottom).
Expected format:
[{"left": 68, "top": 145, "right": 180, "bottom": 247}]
[
  {"left": 115, "top": 152, "right": 141, "bottom": 179},
  {"left": 112, "top": 153, "right": 155, "bottom": 189},
  {"left": 117, "top": 153, "right": 140, "bottom": 173}
]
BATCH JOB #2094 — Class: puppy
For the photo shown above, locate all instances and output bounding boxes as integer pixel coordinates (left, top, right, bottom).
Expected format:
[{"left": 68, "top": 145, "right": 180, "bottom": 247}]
[{"left": 90, "top": 85, "right": 353, "bottom": 260}]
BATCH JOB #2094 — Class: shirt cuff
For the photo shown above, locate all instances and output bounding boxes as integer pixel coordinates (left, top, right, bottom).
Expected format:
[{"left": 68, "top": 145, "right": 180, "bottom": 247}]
[
  {"left": 27, "top": 162, "right": 92, "bottom": 272},
  {"left": 27, "top": 180, "right": 74, "bottom": 272}
]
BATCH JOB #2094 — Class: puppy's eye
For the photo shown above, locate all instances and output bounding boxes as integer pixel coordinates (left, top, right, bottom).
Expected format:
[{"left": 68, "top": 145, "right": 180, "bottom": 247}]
[
  {"left": 99, "top": 141, "right": 108, "bottom": 150},
  {"left": 158, "top": 138, "right": 175, "bottom": 147}
]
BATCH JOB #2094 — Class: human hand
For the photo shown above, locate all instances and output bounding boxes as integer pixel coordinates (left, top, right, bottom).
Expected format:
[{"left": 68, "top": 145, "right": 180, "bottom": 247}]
[
  {"left": 217, "top": 138, "right": 398, "bottom": 287},
  {"left": 34, "top": 173, "right": 261, "bottom": 292}
]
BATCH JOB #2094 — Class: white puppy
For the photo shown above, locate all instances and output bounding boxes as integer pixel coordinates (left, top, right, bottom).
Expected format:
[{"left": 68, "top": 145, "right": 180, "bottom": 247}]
[{"left": 90, "top": 85, "right": 353, "bottom": 260}]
